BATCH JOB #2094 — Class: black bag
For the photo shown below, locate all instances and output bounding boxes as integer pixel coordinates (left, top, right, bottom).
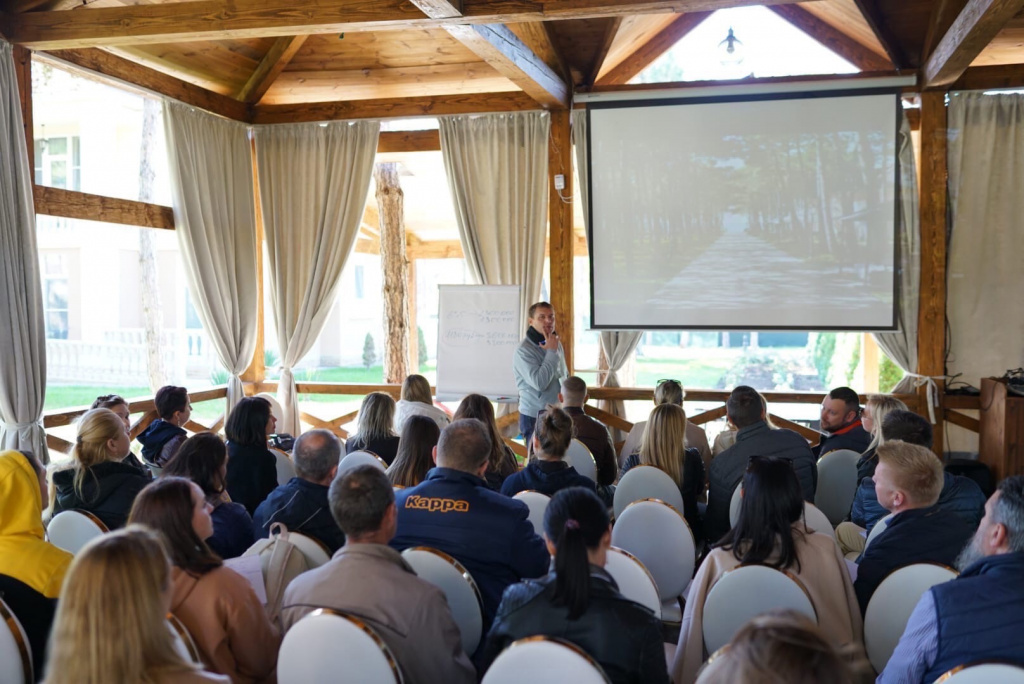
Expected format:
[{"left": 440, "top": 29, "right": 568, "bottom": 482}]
[{"left": 945, "top": 458, "right": 995, "bottom": 498}]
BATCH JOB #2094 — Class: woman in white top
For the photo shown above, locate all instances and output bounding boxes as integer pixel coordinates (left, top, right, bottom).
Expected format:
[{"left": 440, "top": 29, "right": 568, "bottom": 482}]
[{"left": 393, "top": 374, "right": 450, "bottom": 432}]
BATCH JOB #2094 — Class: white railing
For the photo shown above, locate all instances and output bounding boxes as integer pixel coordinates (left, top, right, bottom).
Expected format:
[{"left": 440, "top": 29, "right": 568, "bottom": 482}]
[{"left": 47, "top": 329, "right": 218, "bottom": 385}]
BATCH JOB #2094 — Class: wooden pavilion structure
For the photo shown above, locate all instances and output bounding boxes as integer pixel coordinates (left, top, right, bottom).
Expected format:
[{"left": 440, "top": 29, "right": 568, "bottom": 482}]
[{"left": 5, "top": 0, "right": 1024, "bottom": 465}]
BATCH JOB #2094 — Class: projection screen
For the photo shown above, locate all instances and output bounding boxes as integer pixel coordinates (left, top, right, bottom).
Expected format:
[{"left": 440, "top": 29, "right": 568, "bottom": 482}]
[{"left": 587, "top": 89, "right": 901, "bottom": 331}]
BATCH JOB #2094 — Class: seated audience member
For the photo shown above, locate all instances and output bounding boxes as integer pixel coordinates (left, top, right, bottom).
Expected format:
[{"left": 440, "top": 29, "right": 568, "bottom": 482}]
[
  {"left": 558, "top": 376, "right": 617, "bottom": 489},
  {"left": 853, "top": 441, "right": 975, "bottom": 613},
  {"left": 45, "top": 527, "right": 229, "bottom": 684},
  {"left": 387, "top": 415, "right": 441, "bottom": 488},
  {"left": 625, "top": 379, "right": 711, "bottom": 470},
  {"left": 838, "top": 410, "right": 985, "bottom": 559},
  {"left": 253, "top": 429, "right": 344, "bottom": 552},
  {"left": 52, "top": 408, "right": 150, "bottom": 529},
  {"left": 0, "top": 450, "right": 72, "bottom": 681},
  {"left": 394, "top": 374, "right": 450, "bottom": 432},
  {"left": 453, "top": 394, "right": 519, "bottom": 490},
  {"left": 502, "top": 406, "right": 595, "bottom": 499},
  {"left": 673, "top": 457, "right": 861, "bottom": 684},
  {"left": 855, "top": 394, "right": 908, "bottom": 483},
  {"left": 162, "top": 433, "right": 254, "bottom": 560},
  {"left": 92, "top": 394, "right": 150, "bottom": 474},
  {"left": 129, "top": 477, "right": 279, "bottom": 682},
  {"left": 282, "top": 465, "right": 474, "bottom": 684},
  {"left": 711, "top": 390, "right": 778, "bottom": 458},
  {"left": 391, "top": 419, "right": 550, "bottom": 629},
  {"left": 480, "top": 487, "right": 668, "bottom": 684},
  {"left": 223, "top": 396, "right": 278, "bottom": 516},
  {"left": 621, "top": 403, "right": 705, "bottom": 541},
  {"left": 346, "top": 392, "right": 401, "bottom": 465},
  {"left": 698, "top": 611, "right": 861, "bottom": 684},
  {"left": 814, "top": 386, "right": 872, "bottom": 457},
  {"left": 137, "top": 385, "right": 191, "bottom": 467},
  {"left": 706, "top": 386, "right": 816, "bottom": 543},
  {"left": 880, "top": 476, "right": 1024, "bottom": 683}
]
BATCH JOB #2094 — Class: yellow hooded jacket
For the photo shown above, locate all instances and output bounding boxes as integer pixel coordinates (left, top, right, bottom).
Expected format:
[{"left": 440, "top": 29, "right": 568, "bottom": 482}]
[{"left": 0, "top": 450, "right": 72, "bottom": 598}]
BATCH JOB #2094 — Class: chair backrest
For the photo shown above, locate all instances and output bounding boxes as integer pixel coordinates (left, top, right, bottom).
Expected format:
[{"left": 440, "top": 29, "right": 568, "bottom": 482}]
[
  {"left": 0, "top": 596, "right": 32, "bottom": 684},
  {"left": 564, "top": 440, "right": 597, "bottom": 482},
  {"left": 613, "top": 465, "right": 685, "bottom": 520},
  {"left": 401, "top": 547, "right": 484, "bottom": 655},
  {"left": 611, "top": 499, "right": 695, "bottom": 602},
  {"left": 604, "top": 547, "right": 662, "bottom": 619},
  {"left": 814, "top": 449, "right": 861, "bottom": 526},
  {"left": 482, "top": 636, "right": 610, "bottom": 684},
  {"left": 167, "top": 614, "right": 202, "bottom": 664},
  {"left": 339, "top": 450, "right": 388, "bottom": 473},
  {"left": 864, "top": 562, "right": 958, "bottom": 673},
  {"left": 864, "top": 513, "right": 894, "bottom": 551},
  {"left": 802, "top": 502, "right": 836, "bottom": 539},
  {"left": 619, "top": 421, "right": 646, "bottom": 464},
  {"left": 702, "top": 564, "right": 817, "bottom": 655},
  {"left": 278, "top": 609, "right": 403, "bottom": 684},
  {"left": 729, "top": 482, "right": 743, "bottom": 528},
  {"left": 286, "top": 532, "right": 332, "bottom": 569},
  {"left": 271, "top": 447, "right": 296, "bottom": 486},
  {"left": 47, "top": 509, "right": 108, "bottom": 555},
  {"left": 256, "top": 393, "right": 286, "bottom": 429},
  {"left": 512, "top": 490, "right": 551, "bottom": 537},
  {"left": 934, "top": 663, "right": 1024, "bottom": 683}
]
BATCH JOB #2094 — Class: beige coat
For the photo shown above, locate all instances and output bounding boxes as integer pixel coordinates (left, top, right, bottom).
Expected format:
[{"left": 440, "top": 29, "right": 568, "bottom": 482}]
[
  {"left": 171, "top": 566, "right": 280, "bottom": 684},
  {"left": 672, "top": 524, "right": 863, "bottom": 684}
]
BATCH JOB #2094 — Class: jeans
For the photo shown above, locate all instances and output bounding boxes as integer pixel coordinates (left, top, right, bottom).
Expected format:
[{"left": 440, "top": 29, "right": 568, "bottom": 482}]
[{"left": 519, "top": 414, "right": 537, "bottom": 453}]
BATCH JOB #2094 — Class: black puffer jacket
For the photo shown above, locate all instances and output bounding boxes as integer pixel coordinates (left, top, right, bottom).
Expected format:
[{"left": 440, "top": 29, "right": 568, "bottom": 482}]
[
  {"left": 479, "top": 568, "right": 669, "bottom": 684},
  {"left": 52, "top": 460, "right": 151, "bottom": 530}
]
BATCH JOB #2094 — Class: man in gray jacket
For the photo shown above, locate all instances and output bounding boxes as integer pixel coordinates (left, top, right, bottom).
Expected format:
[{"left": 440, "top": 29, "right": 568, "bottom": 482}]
[
  {"left": 512, "top": 301, "right": 568, "bottom": 447},
  {"left": 705, "top": 385, "right": 818, "bottom": 543},
  {"left": 281, "top": 465, "right": 475, "bottom": 684}
]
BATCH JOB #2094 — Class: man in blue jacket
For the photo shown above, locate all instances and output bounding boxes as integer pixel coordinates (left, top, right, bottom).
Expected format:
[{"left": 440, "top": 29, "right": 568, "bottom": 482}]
[
  {"left": 391, "top": 418, "right": 550, "bottom": 631},
  {"left": 814, "top": 386, "right": 872, "bottom": 457}
]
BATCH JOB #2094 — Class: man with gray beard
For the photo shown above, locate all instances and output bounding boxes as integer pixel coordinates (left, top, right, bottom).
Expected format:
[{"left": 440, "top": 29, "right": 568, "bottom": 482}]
[{"left": 878, "top": 476, "right": 1024, "bottom": 683}]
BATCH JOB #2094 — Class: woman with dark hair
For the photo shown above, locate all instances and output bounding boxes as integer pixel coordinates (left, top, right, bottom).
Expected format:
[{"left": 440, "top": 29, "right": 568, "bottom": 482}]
[
  {"left": 480, "top": 487, "right": 668, "bottom": 684},
  {"left": 136, "top": 385, "right": 191, "bottom": 467},
  {"left": 163, "top": 433, "right": 254, "bottom": 559},
  {"left": 128, "top": 477, "right": 279, "bottom": 682},
  {"left": 223, "top": 397, "right": 278, "bottom": 515},
  {"left": 501, "top": 405, "right": 594, "bottom": 498},
  {"left": 672, "top": 458, "right": 862, "bottom": 684},
  {"left": 453, "top": 394, "right": 519, "bottom": 490},
  {"left": 346, "top": 392, "right": 401, "bottom": 465},
  {"left": 386, "top": 415, "right": 440, "bottom": 488}
]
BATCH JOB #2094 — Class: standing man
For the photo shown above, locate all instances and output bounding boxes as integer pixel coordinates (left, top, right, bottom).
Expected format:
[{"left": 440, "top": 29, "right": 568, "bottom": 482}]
[{"left": 513, "top": 302, "right": 568, "bottom": 448}]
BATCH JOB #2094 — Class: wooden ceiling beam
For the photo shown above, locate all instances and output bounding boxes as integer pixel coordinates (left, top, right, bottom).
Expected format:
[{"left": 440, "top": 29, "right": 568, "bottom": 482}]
[
  {"left": 950, "top": 62, "right": 1024, "bottom": 89},
  {"left": 923, "top": 0, "right": 1024, "bottom": 87},
  {"left": 767, "top": 5, "right": 891, "bottom": 72},
  {"left": 851, "top": 0, "right": 910, "bottom": 70},
  {"left": 408, "top": 0, "right": 463, "bottom": 19},
  {"left": 34, "top": 185, "right": 175, "bottom": 230},
  {"left": 377, "top": 129, "right": 441, "bottom": 153},
  {"left": 595, "top": 12, "right": 710, "bottom": 86},
  {"left": 586, "top": 17, "right": 623, "bottom": 86},
  {"left": 507, "top": 22, "right": 570, "bottom": 84},
  {"left": 921, "top": 0, "right": 970, "bottom": 65},
  {"left": 236, "top": 34, "right": 307, "bottom": 103}
]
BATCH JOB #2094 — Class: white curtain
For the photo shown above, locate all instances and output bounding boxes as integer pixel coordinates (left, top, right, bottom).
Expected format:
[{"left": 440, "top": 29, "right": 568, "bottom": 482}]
[
  {"left": 439, "top": 111, "right": 550, "bottom": 327},
  {"left": 873, "top": 113, "right": 921, "bottom": 394},
  {"left": 947, "top": 92, "right": 1024, "bottom": 389},
  {"left": 164, "top": 101, "right": 259, "bottom": 417},
  {"left": 0, "top": 42, "right": 48, "bottom": 461},
  {"left": 255, "top": 121, "right": 380, "bottom": 435}
]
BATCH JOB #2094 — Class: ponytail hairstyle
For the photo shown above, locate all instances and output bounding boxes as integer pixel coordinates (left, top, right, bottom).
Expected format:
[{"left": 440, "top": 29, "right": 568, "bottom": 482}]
[
  {"left": 544, "top": 487, "right": 610, "bottom": 620},
  {"left": 71, "top": 408, "right": 128, "bottom": 500},
  {"left": 533, "top": 405, "right": 574, "bottom": 460}
]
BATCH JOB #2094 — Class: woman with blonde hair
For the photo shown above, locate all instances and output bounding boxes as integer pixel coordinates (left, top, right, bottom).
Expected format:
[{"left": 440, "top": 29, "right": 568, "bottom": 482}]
[
  {"left": 51, "top": 407, "right": 150, "bottom": 529},
  {"left": 622, "top": 379, "right": 712, "bottom": 471},
  {"left": 45, "top": 526, "right": 228, "bottom": 684},
  {"left": 856, "top": 394, "right": 909, "bottom": 481},
  {"left": 394, "top": 374, "right": 450, "bottom": 432},
  {"left": 346, "top": 391, "right": 401, "bottom": 465},
  {"left": 454, "top": 393, "right": 520, "bottom": 490}
]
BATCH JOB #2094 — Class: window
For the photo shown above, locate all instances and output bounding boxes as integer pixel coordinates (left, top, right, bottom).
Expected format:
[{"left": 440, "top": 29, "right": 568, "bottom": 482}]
[
  {"left": 41, "top": 253, "right": 69, "bottom": 340},
  {"left": 34, "top": 135, "right": 81, "bottom": 190},
  {"left": 354, "top": 265, "right": 365, "bottom": 299}
]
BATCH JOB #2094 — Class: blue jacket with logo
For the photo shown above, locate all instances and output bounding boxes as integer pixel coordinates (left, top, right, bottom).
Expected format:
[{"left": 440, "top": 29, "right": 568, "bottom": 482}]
[{"left": 391, "top": 467, "right": 550, "bottom": 629}]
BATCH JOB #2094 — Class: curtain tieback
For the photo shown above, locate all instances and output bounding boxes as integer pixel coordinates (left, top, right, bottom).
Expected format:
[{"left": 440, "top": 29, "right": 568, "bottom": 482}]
[{"left": 902, "top": 373, "right": 944, "bottom": 424}]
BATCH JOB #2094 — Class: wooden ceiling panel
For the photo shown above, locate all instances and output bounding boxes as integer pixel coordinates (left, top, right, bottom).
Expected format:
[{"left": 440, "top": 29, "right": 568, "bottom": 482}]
[
  {"left": 875, "top": 0, "right": 937, "bottom": 68},
  {"left": 798, "top": 0, "right": 889, "bottom": 60},
  {"left": 971, "top": 24, "right": 1024, "bottom": 67},
  {"left": 284, "top": 30, "right": 488, "bottom": 72},
  {"left": 598, "top": 13, "right": 679, "bottom": 80},
  {"left": 545, "top": 18, "right": 621, "bottom": 85}
]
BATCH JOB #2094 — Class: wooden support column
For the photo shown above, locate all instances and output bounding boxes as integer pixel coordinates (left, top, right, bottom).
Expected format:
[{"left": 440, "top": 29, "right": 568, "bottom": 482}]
[
  {"left": 917, "top": 91, "right": 948, "bottom": 455},
  {"left": 13, "top": 46, "right": 33, "bottom": 170},
  {"left": 375, "top": 162, "right": 410, "bottom": 384},
  {"left": 862, "top": 332, "right": 880, "bottom": 393},
  {"left": 408, "top": 257, "right": 419, "bottom": 373},
  {"left": 548, "top": 109, "right": 574, "bottom": 375},
  {"left": 242, "top": 138, "right": 266, "bottom": 384}
]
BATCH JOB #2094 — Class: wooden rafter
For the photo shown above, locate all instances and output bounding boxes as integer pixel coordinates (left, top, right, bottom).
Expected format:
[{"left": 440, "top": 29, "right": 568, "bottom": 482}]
[
  {"left": 377, "top": 129, "right": 441, "bottom": 153},
  {"left": 851, "top": 0, "right": 910, "bottom": 70},
  {"left": 921, "top": 0, "right": 970, "bottom": 65},
  {"left": 923, "top": 0, "right": 1024, "bottom": 87},
  {"left": 586, "top": 17, "right": 623, "bottom": 86},
  {"left": 595, "top": 12, "right": 710, "bottom": 86},
  {"left": 236, "top": 34, "right": 307, "bottom": 103},
  {"left": 34, "top": 185, "right": 175, "bottom": 230},
  {"left": 952, "top": 62, "right": 1024, "bottom": 89},
  {"left": 408, "top": 0, "right": 463, "bottom": 19},
  {"left": 251, "top": 91, "right": 541, "bottom": 123},
  {"left": 767, "top": 5, "right": 891, "bottom": 71},
  {"left": 507, "top": 22, "right": 569, "bottom": 83}
]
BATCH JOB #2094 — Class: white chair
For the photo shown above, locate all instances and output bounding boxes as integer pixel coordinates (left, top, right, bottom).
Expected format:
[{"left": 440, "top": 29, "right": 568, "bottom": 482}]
[
  {"left": 865, "top": 563, "right": 957, "bottom": 673},
  {"left": 702, "top": 565, "right": 817, "bottom": 655},
  {"left": 167, "top": 615, "right": 202, "bottom": 664},
  {"left": 482, "top": 635, "right": 609, "bottom": 684},
  {"left": 729, "top": 482, "right": 743, "bottom": 528},
  {"left": 619, "top": 421, "right": 646, "bottom": 464},
  {"left": 0, "top": 596, "right": 32, "bottom": 684},
  {"left": 802, "top": 502, "right": 835, "bottom": 539},
  {"left": 256, "top": 392, "right": 286, "bottom": 429},
  {"left": 512, "top": 490, "right": 550, "bottom": 537},
  {"left": 604, "top": 547, "right": 661, "bottom": 619},
  {"left": 47, "top": 510, "right": 108, "bottom": 555},
  {"left": 864, "top": 513, "right": 894, "bottom": 551},
  {"left": 613, "top": 465, "right": 685, "bottom": 520},
  {"left": 271, "top": 447, "right": 296, "bottom": 486},
  {"left": 339, "top": 450, "right": 388, "bottom": 473},
  {"left": 934, "top": 663, "right": 1024, "bottom": 683},
  {"left": 611, "top": 499, "right": 695, "bottom": 624},
  {"left": 565, "top": 439, "right": 598, "bottom": 482},
  {"left": 401, "top": 547, "right": 484, "bottom": 655},
  {"left": 815, "top": 448, "right": 860, "bottom": 527},
  {"left": 278, "top": 609, "right": 403, "bottom": 684},
  {"left": 287, "top": 532, "right": 332, "bottom": 569}
]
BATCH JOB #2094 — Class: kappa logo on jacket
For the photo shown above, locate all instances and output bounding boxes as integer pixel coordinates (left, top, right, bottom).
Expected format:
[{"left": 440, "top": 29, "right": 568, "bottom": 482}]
[{"left": 405, "top": 495, "right": 470, "bottom": 513}]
